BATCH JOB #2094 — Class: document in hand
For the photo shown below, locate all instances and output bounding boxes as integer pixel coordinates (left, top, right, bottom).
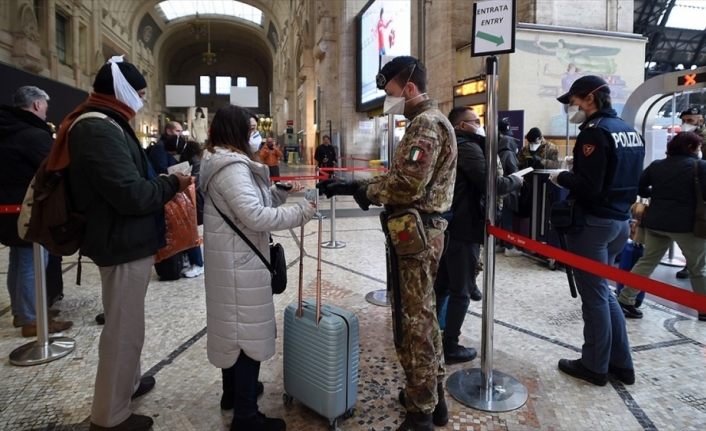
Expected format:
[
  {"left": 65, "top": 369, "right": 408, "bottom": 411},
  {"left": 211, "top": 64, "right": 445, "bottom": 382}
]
[
  {"left": 513, "top": 167, "right": 534, "bottom": 177},
  {"left": 167, "top": 161, "right": 192, "bottom": 176}
]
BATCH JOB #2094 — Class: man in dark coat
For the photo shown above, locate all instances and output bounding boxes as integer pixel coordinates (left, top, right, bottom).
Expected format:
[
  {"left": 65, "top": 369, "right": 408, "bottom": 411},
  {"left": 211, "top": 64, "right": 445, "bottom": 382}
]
[
  {"left": 53, "top": 57, "right": 191, "bottom": 431},
  {"left": 0, "top": 86, "right": 73, "bottom": 336},
  {"left": 435, "top": 107, "right": 522, "bottom": 363}
]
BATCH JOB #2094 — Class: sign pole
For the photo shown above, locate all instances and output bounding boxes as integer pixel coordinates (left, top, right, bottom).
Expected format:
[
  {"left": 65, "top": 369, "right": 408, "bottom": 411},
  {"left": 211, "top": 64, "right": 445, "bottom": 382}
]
[{"left": 447, "top": 0, "right": 527, "bottom": 412}]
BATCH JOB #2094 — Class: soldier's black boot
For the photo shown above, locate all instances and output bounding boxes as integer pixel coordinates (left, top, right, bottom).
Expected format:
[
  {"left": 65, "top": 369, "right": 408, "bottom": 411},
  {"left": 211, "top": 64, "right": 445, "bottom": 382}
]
[
  {"left": 396, "top": 412, "right": 433, "bottom": 431},
  {"left": 434, "top": 382, "right": 449, "bottom": 426},
  {"left": 398, "top": 383, "right": 448, "bottom": 426}
]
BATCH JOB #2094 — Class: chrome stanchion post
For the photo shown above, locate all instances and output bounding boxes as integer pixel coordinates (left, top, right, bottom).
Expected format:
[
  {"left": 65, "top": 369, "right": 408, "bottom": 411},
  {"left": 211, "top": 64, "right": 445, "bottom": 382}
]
[
  {"left": 447, "top": 56, "right": 528, "bottom": 412},
  {"left": 367, "top": 113, "right": 395, "bottom": 307},
  {"left": 314, "top": 168, "right": 326, "bottom": 220},
  {"left": 321, "top": 195, "right": 346, "bottom": 249},
  {"left": 10, "top": 243, "right": 75, "bottom": 366}
]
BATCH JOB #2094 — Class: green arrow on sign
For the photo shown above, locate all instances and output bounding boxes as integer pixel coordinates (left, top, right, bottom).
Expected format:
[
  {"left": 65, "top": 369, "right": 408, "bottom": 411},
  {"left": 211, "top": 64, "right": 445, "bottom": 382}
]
[{"left": 476, "top": 31, "right": 504, "bottom": 46}]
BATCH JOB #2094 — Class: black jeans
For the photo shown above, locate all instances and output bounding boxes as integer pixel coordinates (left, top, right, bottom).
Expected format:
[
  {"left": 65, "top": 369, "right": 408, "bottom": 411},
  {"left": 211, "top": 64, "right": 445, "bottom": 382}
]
[
  {"left": 434, "top": 237, "right": 480, "bottom": 346},
  {"left": 222, "top": 352, "right": 261, "bottom": 419}
]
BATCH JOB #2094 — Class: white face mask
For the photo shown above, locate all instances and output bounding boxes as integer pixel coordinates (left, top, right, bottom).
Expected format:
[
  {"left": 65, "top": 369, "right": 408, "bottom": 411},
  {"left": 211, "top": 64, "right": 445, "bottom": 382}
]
[
  {"left": 108, "top": 56, "right": 144, "bottom": 113},
  {"left": 475, "top": 126, "right": 486, "bottom": 137},
  {"left": 682, "top": 123, "right": 697, "bottom": 132},
  {"left": 568, "top": 105, "right": 586, "bottom": 124},
  {"left": 249, "top": 131, "right": 262, "bottom": 153},
  {"left": 698, "top": 150, "right": 703, "bottom": 159},
  {"left": 529, "top": 142, "right": 541, "bottom": 151},
  {"left": 383, "top": 95, "right": 406, "bottom": 116}
]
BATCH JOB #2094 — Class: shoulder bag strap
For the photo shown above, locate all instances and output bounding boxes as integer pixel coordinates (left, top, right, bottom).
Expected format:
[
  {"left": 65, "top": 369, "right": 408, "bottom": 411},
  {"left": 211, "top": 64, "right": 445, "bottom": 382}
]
[
  {"left": 694, "top": 160, "right": 706, "bottom": 218},
  {"left": 210, "top": 197, "right": 273, "bottom": 273}
]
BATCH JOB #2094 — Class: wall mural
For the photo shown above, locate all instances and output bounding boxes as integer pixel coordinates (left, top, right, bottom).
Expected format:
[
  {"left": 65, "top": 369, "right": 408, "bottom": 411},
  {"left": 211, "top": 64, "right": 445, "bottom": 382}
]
[{"left": 511, "top": 30, "right": 645, "bottom": 137}]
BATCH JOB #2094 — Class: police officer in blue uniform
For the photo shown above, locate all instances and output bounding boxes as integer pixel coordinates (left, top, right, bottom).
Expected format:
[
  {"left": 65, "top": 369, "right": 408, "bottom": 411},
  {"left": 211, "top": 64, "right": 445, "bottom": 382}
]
[{"left": 549, "top": 75, "right": 644, "bottom": 386}]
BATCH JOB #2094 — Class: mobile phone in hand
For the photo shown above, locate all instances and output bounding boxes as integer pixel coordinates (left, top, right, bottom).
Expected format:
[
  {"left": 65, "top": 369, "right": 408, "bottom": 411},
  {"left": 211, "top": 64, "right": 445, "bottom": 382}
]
[{"left": 304, "top": 188, "right": 317, "bottom": 202}]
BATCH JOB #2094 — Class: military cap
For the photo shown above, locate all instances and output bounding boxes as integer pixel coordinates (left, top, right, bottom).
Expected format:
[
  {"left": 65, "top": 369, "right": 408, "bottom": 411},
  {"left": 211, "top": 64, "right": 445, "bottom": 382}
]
[
  {"left": 376, "top": 56, "right": 420, "bottom": 90},
  {"left": 681, "top": 107, "right": 703, "bottom": 117},
  {"left": 557, "top": 75, "right": 610, "bottom": 104}
]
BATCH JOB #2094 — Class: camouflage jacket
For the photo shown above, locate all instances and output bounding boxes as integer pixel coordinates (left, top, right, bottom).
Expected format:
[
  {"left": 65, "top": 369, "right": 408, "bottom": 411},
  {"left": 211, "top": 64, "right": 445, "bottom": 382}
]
[
  {"left": 366, "top": 99, "right": 457, "bottom": 214},
  {"left": 518, "top": 139, "right": 560, "bottom": 169}
]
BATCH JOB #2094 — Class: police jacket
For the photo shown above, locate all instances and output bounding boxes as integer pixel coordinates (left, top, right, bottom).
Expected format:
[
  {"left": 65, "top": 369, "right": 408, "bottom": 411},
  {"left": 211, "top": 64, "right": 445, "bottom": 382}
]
[
  {"left": 640, "top": 154, "right": 706, "bottom": 233},
  {"left": 0, "top": 106, "right": 52, "bottom": 246},
  {"left": 68, "top": 109, "right": 179, "bottom": 266},
  {"left": 556, "top": 108, "right": 644, "bottom": 220},
  {"left": 447, "top": 130, "right": 522, "bottom": 243}
]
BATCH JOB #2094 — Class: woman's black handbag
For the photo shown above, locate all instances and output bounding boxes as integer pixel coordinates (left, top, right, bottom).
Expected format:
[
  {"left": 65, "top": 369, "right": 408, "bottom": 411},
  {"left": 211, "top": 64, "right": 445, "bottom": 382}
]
[
  {"left": 549, "top": 199, "right": 585, "bottom": 234},
  {"left": 212, "top": 200, "right": 287, "bottom": 294}
]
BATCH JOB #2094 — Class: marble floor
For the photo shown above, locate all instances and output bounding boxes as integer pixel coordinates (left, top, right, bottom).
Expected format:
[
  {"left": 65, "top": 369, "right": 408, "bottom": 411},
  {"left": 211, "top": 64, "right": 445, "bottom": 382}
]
[{"left": 1, "top": 191, "right": 706, "bottom": 431}]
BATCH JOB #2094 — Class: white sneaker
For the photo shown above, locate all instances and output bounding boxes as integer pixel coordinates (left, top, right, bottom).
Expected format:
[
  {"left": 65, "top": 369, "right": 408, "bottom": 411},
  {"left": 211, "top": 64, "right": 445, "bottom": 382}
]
[
  {"left": 504, "top": 248, "right": 524, "bottom": 257},
  {"left": 183, "top": 265, "right": 204, "bottom": 278}
]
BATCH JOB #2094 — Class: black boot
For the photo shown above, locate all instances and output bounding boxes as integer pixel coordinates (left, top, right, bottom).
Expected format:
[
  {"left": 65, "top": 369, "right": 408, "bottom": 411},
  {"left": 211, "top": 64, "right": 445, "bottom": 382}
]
[
  {"left": 397, "top": 412, "right": 432, "bottom": 431},
  {"left": 398, "top": 383, "right": 448, "bottom": 427},
  {"left": 230, "top": 412, "right": 285, "bottom": 431},
  {"left": 444, "top": 342, "right": 478, "bottom": 364},
  {"left": 558, "top": 359, "right": 607, "bottom": 386},
  {"left": 221, "top": 367, "right": 264, "bottom": 410}
]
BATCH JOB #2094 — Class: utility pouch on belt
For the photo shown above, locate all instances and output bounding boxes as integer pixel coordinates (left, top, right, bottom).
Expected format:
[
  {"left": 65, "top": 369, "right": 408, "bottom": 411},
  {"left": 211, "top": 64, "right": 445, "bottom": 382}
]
[
  {"left": 386, "top": 208, "right": 428, "bottom": 256},
  {"left": 549, "top": 200, "right": 584, "bottom": 234}
]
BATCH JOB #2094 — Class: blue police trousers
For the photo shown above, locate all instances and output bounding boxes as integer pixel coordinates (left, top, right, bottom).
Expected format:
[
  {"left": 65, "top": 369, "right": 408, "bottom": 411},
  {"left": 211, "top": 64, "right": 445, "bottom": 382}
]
[{"left": 565, "top": 214, "right": 634, "bottom": 374}]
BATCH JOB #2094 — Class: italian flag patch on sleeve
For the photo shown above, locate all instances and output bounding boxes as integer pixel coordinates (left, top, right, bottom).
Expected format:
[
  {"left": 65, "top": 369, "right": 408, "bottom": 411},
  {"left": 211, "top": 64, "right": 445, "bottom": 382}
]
[{"left": 409, "top": 146, "right": 425, "bottom": 162}]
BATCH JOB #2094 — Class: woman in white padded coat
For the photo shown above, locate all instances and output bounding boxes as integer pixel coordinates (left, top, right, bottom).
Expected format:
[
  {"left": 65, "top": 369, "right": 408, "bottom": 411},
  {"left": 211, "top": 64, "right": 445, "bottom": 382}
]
[{"left": 199, "top": 105, "right": 315, "bottom": 431}]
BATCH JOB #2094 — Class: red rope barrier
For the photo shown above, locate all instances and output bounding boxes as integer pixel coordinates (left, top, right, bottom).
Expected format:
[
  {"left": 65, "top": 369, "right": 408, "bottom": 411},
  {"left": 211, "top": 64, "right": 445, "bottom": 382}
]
[
  {"left": 488, "top": 224, "right": 706, "bottom": 313},
  {"left": 0, "top": 205, "right": 21, "bottom": 214},
  {"left": 268, "top": 175, "right": 329, "bottom": 182},
  {"left": 319, "top": 167, "right": 388, "bottom": 172}
]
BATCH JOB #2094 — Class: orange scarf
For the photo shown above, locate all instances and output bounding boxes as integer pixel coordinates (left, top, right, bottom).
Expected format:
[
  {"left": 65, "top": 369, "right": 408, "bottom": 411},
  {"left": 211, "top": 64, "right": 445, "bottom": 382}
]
[{"left": 46, "top": 93, "right": 136, "bottom": 171}]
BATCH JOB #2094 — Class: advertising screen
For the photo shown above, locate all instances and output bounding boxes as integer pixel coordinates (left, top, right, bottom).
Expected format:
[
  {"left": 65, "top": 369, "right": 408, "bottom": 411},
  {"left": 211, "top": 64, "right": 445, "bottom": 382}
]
[{"left": 356, "top": 0, "right": 411, "bottom": 112}]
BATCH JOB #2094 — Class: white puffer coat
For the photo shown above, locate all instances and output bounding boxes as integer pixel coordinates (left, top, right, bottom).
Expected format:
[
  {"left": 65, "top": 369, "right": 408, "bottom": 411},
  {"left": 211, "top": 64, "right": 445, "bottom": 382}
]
[{"left": 200, "top": 148, "right": 314, "bottom": 368}]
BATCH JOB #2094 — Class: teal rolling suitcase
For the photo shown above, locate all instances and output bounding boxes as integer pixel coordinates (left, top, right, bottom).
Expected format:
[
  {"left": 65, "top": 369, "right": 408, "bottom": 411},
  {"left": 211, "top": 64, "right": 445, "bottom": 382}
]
[{"left": 282, "top": 219, "right": 359, "bottom": 430}]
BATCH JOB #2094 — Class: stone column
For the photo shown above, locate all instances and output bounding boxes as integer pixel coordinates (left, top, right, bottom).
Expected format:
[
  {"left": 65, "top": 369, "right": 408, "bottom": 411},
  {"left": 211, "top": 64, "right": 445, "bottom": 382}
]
[
  {"left": 71, "top": 9, "right": 80, "bottom": 85},
  {"left": 46, "top": 0, "right": 57, "bottom": 80}
]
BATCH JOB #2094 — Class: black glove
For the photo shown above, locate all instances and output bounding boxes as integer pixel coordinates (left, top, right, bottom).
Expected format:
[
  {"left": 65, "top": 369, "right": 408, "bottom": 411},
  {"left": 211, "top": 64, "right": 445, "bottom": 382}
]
[
  {"left": 316, "top": 179, "right": 359, "bottom": 198},
  {"left": 353, "top": 185, "right": 372, "bottom": 211}
]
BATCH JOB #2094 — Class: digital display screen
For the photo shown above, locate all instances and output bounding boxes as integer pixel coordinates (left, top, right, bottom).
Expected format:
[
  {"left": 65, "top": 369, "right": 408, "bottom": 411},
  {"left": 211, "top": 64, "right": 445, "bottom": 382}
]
[
  {"left": 356, "top": 0, "right": 411, "bottom": 112},
  {"left": 677, "top": 72, "right": 706, "bottom": 87}
]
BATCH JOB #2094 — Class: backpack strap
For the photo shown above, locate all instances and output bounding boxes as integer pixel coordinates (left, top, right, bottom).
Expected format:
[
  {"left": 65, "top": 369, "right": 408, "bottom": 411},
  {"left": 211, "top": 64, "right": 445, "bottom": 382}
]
[{"left": 68, "top": 112, "right": 122, "bottom": 133}]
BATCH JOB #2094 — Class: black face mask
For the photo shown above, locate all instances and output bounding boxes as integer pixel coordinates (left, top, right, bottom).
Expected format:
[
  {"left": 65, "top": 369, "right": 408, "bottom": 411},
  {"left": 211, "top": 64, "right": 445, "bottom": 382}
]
[{"left": 164, "top": 134, "right": 180, "bottom": 152}]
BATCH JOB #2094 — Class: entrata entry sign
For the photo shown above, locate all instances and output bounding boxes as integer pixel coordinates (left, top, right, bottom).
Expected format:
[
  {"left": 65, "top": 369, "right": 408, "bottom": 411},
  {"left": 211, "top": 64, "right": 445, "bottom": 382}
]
[{"left": 472, "top": 0, "right": 516, "bottom": 57}]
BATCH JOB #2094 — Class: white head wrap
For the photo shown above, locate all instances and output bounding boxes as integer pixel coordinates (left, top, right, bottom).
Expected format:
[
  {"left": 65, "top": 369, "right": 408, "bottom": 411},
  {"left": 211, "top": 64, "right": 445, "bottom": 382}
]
[{"left": 108, "top": 55, "right": 144, "bottom": 112}]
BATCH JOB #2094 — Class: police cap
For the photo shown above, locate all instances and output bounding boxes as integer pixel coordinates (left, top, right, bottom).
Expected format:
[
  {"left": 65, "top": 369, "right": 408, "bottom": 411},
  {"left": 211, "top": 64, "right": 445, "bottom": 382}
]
[
  {"left": 376, "top": 56, "right": 419, "bottom": 90},
  {"left": 681, "top": 107, "right": 703, "bottom": 117},
  {"left": 557, "top": 75, "right": 610, "bottom": 105}
]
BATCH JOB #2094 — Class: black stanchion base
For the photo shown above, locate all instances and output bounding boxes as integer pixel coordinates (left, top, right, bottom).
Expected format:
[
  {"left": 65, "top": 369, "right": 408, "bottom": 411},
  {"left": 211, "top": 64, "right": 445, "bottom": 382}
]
[
  {"left": 365, "top": 289, "right": 390, "bottom": 307},
  {"left": 9, "top": 337, "right": 75, "bottom": 366},
  {"left": 447, "top": 368, "right": 528, "bottom": 412}
]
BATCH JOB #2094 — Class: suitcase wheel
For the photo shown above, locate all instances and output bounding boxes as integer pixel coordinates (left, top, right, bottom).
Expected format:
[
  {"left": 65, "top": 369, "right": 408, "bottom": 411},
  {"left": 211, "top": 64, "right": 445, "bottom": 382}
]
[
  {"left": 343, "top": 408, "right": 355, "bottom": 419},
  {"left": 282, "top": 392, "right": 293, "bottom": 406}
]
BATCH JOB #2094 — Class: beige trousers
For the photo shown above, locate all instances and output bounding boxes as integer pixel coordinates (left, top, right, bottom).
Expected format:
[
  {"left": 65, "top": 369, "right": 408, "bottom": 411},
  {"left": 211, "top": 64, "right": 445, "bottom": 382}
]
[{"left": 90, "top": 255, "right": 153, "bottom": 427}]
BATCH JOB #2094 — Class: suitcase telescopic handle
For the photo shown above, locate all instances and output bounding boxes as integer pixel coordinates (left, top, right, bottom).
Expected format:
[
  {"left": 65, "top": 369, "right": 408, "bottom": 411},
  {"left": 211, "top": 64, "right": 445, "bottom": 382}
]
[
  {"left": 316, "top": 217, "right": 322, "bottom": 324},
  {"left": 297, "top": 223, "right": 305, "bottom": 317}
]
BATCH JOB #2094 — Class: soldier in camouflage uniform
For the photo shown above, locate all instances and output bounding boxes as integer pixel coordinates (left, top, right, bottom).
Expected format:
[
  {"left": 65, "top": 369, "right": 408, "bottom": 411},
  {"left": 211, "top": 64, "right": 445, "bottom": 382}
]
[{"left": 319, "top": 56, "right": 457, "bottom": 431}]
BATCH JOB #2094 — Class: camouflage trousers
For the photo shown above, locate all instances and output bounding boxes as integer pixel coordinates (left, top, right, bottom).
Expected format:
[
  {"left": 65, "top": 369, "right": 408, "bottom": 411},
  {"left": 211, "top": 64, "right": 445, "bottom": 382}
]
[{"left": 392, "top": 228, "right": 446, "bottom": 414}]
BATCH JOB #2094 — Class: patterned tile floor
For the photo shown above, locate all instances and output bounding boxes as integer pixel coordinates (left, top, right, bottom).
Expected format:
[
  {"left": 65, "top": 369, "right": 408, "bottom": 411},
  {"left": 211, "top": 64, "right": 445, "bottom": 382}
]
[{"left": 1, "top": 194, "right": 706, "bottom": 430}]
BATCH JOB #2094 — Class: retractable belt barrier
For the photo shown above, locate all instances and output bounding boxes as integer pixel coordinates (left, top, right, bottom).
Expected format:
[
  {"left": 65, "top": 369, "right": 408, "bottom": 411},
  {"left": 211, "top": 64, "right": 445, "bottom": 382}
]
[
  {"left": 488, "top": 224, "right": 706, "bottom": 313},
  {"left": 0, "top": 205, "right": 22, "bottom": 214},
  {"left": 319, "top": 167, "right": 388, "bottom": 173},
  {"left": 269, "top": 175, "right": 329, "bottom": 182}
]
